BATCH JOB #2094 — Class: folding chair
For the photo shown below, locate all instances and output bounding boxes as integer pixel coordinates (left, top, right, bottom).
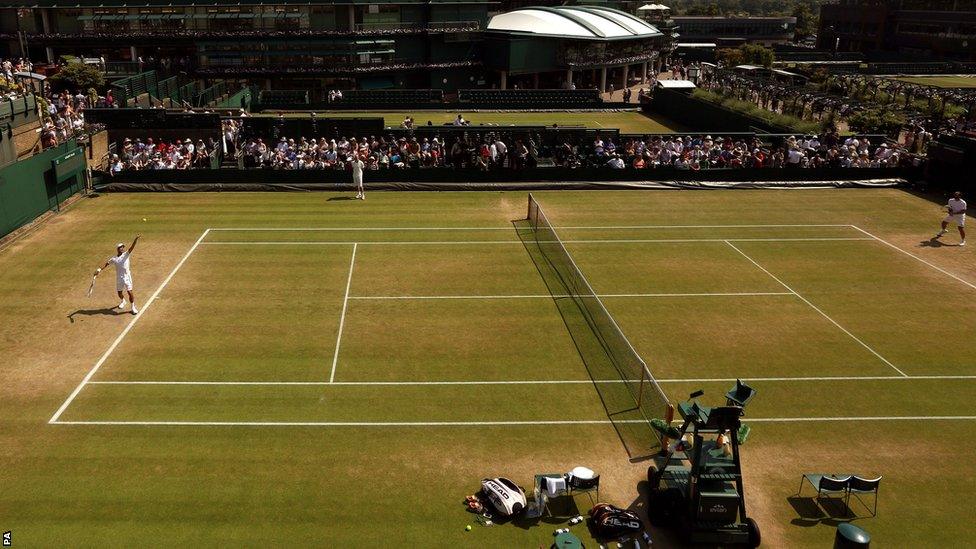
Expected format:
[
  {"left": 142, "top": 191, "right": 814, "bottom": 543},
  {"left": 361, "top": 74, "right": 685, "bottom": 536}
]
[
  {"left": 798, "top": 474, "right": 851, "bottom": 505},
  {"left": 848, "top": 476, "right": 881, "bottom": 516},
  {"left": 567, "top": 466, "right": 600, "bottom": 503}
]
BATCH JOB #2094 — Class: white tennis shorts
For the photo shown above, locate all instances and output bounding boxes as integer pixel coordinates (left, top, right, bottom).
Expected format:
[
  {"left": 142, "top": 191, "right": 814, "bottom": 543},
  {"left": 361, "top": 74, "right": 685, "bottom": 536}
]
[
  {"left": 117, "top": 274, "right": 133, "bottom": 292},
  {"left": 943, "top": 213, "right": 966, "bottom": 227}
]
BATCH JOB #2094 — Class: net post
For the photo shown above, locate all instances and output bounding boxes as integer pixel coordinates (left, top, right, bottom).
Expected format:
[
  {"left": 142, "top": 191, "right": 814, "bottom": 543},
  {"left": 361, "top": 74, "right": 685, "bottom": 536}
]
[{"left": 636, "top": 368, "right": 647, "bottom": 408}]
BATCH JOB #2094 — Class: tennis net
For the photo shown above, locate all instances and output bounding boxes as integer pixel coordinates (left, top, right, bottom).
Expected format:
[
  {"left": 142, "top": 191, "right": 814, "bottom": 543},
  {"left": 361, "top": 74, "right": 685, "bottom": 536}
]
[{"left": 526, "top": 194, "right": 673, "bottom": 435}]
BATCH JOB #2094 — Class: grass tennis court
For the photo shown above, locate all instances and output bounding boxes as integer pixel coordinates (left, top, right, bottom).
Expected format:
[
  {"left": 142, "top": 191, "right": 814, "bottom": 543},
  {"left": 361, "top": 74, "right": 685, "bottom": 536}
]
[
  {"left": 3, "top": 189, "right": 975, "bottom": 546},
  {"left": 891, "top": 75, "right": 976, "bottom": 88},
  {"left": 263, "top": 110, "right": 685, "bottom": 133}
]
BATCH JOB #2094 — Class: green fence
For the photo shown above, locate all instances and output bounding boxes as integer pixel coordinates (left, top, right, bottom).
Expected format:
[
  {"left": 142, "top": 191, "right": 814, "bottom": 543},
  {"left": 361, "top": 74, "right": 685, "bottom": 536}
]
[
  {"left": 195, "top": 81, "right": 227, "bottom": 107},
  {"left": 110, "top": 72, "right": 226, "bottom": 108},
  {"left": 110, "top": 71, "right": 159, "bottom": 106},
  {"left": 0, "top": 139, "right": 86, "bottom": 238},
  {"left": 216, "top": 86, "right": 255, "bottom": 111}
]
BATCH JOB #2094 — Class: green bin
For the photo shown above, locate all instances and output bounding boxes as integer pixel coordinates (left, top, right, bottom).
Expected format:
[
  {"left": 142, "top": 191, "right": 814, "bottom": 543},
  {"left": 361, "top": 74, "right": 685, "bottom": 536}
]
[{"left": 834, "top": 523, "right": 870, "bottom": 548}]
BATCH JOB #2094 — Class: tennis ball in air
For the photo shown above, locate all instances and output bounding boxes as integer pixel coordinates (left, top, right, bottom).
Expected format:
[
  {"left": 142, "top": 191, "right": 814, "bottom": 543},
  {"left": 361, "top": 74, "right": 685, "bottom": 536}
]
[
  {"left": 465, "top": 525, "right": 472, "bottom": 531},
  {"left": 142, "top": 218, "right": 147, "bottom": 222}
]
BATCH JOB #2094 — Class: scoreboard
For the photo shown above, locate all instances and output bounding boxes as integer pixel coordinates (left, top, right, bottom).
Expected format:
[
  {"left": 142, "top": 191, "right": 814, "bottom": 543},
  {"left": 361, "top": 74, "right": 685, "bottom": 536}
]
[{"left": 51, "top": 147, "right": 86, "bottom": 183}]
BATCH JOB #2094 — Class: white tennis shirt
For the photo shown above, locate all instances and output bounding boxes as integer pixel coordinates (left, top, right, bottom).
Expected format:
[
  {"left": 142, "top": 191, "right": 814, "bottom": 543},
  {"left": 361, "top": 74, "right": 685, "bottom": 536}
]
[
  {"left": 109, "top": 251, "right": 132, "bottom": 280},
  {"left": 948, "top": 198, "right": 967, "bottom": 215}
]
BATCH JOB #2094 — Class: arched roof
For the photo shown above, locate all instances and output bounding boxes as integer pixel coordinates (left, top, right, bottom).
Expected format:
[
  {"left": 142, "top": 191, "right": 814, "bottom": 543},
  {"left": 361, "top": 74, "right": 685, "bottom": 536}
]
[{"left": 487, "top": 6, "right": 662, "bottom": 40}]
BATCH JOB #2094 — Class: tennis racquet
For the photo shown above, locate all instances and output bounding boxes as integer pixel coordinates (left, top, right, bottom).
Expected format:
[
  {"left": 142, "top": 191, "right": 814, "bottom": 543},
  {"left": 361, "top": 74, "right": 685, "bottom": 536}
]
[{"left": 86, "top": 270, "right": 99, "bottom": 298}]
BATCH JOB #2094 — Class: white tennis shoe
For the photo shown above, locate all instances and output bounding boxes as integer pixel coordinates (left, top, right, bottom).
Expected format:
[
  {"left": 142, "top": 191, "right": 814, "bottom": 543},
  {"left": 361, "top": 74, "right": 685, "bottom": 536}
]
[
  {"left": 131, "top": 305, "right": 139, "bottom": 315},
  {"left": 117, "top": 300, "right": 126, "bottom": 309}
]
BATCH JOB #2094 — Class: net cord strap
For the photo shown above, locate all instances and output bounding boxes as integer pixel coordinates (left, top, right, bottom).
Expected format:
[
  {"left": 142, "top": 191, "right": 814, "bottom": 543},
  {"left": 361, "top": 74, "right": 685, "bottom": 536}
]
[{"left": 526, "top": 194, "right": 671, "bottom": 414}]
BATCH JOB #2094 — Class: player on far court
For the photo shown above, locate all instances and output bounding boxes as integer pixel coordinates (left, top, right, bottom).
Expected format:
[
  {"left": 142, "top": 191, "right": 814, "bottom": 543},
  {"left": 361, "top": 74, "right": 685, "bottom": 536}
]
[
  {"left": 351, "top": 155, "right": 365, "bottom": 200},
  {"left": 94, "top": 235, "right": 141, "bottom": 314},
  {"left": 935, "top": 191, "right": 966, "bottom": 246}
]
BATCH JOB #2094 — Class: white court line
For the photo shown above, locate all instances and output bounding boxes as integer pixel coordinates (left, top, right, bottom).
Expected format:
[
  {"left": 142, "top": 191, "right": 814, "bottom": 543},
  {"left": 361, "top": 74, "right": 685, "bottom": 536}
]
[
  {"left": 201, "top": 237, "right": 872, "bottom": 246},
  {"left": 209, "top": 224, "right": 853, "bottom": 231},
  {"left": 329, "top": 243, "right": 357, "bottom": 384},
  {"left": 348, "top": 292, "right": 793, "bottom": 300},
  {"left": 86, "top": 374, "right": 976, "bottom": 387},
  {"left": 725, "top": 240, "right": 909, "bottom": 378},
  {"left": 851, "top": 224, "right": 976, "bottom": 291},
  {"left": 48, "top": 229, "right": 212, "bottom": 424},
  {"left": 50, "top": 416, "right": 976, "bottom": 427}
]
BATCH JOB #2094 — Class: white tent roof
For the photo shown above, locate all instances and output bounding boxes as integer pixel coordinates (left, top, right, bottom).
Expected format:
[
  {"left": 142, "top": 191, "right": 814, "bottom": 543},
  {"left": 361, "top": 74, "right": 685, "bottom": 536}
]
[
  {"left": 488, "top": 6, "right": 662, "bottom": 39},
  {"left": 656, "top": 80, "right": 696, "bottom": 89},
  {"left": 638, "top": 4, "right": 670, "bottom": 10}
]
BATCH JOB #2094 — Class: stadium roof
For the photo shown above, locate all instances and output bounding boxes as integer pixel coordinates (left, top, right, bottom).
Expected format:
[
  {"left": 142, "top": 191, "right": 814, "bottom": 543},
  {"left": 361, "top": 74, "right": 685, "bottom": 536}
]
[{"left": 487, "top": 6, "right": 662, "bottom": 41}]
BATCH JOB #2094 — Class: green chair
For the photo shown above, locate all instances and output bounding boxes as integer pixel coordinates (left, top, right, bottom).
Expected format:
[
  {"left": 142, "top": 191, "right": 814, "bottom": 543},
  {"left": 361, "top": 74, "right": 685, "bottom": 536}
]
[
  {"left": 848, "top": 476, "right": 881, "bottom": 516},
  {"left": 799, "top": 474, "right": 852, "bottom": 506}
]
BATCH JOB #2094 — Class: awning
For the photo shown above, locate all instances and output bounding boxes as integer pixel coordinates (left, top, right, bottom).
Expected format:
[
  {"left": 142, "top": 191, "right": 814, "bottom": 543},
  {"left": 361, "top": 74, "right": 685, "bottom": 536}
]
[
  {"left": 13, "top": 71, "right": 47, "bottom": 81},
  {"left": 656, "top": 79, "right": 695, "bottom": 89}
]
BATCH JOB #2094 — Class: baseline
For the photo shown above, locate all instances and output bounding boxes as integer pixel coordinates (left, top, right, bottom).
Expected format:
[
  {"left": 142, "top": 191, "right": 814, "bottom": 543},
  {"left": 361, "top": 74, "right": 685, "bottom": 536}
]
[{"left": 51, "top": 415, "right": 976, "bottom": 427}]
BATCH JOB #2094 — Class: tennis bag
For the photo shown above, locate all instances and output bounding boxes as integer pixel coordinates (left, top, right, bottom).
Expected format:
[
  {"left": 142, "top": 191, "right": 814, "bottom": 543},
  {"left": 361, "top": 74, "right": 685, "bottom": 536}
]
[
  {"left": 588, "top": 503, "right": 645, "bottom": 539},
  {"left": 481, "top": 477, "right": 527, "bottom": 516}
]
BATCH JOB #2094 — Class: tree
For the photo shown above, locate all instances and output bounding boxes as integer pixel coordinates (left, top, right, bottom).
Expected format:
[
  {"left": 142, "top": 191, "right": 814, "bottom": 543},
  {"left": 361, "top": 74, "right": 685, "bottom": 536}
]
[
  {"left": 50, "top": 63, "right": 104, "bottom": 92},
  {"left": 738, "top": 44, "right": 775, "bottom": 67},
  {"left": 716, "top": 48, "right": 745, "bottom": 67},
  {"left": 792, "top": 3, "right": 818, "bottom": 41}
]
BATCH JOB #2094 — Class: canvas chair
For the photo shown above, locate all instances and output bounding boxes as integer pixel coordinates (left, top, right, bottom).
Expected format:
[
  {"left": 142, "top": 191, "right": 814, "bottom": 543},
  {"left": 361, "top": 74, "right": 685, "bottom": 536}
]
[
  {"left": 799, "top": 474, "right": 851, "bottom": 505},
  {"left": 848, "top": 476, "right": 881, "bottom": 516}
]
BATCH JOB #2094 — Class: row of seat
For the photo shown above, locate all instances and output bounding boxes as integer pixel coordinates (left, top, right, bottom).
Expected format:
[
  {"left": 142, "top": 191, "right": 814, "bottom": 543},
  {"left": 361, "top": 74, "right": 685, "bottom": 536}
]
[
  {"left": 258, "top": 90, "right": 310, "bottom": 109},
  {"left": 457, "top": 89, "right": 602, "bottom": 107},
  {"left": 337, "top": 89, "right": 444, "bottom": 108}
]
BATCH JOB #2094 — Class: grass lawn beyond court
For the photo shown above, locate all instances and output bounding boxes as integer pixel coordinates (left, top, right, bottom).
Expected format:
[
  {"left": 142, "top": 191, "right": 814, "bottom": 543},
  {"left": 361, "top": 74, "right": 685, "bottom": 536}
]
[
  {"left": 260, "top": 110, "right": 685, "bottom": 133},
  {"left": 891, "top": 75, "right": 976, "bottom": 88},
  {"left": 2, "top": 188, "right": 975, "bottom": 547}
]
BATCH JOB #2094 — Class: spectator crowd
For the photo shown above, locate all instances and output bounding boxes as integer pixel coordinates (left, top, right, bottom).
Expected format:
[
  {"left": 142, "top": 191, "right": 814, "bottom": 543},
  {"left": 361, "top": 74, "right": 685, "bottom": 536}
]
[
  {"left": 112, "top": 127, "right": 920, "bottom": 172},
  {"left": 110, "top": 137, "right": 216, "bottom": 173}
]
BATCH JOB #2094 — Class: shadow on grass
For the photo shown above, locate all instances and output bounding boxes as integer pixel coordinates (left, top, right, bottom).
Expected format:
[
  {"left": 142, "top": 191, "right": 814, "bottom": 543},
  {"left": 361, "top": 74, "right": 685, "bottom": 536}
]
[
  {"left": 67, "top": 307, "right": 124, "bottom": 323},
  {"left": 921, "top": 237, "right": 965, "bottom": 247},
  {"left": 326, "top": 196, "right": 358, "bottom": 201},
  {"left": 514, "top": 218, "right": 664, "bottom": 461},
  {"left": 788, "top": 495, "right": 859, "bottom": 527}
]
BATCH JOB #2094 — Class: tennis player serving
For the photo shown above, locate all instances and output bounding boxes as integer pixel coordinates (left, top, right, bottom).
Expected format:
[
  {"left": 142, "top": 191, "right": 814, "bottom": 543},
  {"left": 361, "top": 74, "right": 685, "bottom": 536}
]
[
  {"left": 94, "top": 235, "right": 140, "bottom": 314},
  {"left": 935, "top": 191, "right": 966, "bottom": 246}
]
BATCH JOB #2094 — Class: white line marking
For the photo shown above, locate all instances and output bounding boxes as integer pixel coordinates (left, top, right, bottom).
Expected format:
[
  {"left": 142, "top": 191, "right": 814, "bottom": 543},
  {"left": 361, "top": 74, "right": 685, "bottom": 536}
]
[
  {"left": 329, "top": 243, "right": 357, "bottom": 384},
  {"left": 86, "top": 374, "right": 976, "bottom": 387},
  {"left": 851, "top": 224, "right": 976, "bottom": 291},
  {"left": 209, "top": 224, "right": 853, "bottom": 231},
  {"left": 745, "top": 416, "right": 976, "bottom": 423},
  {"left": 49, "top": 229, "right": 212, "bottom": 424},
  {"left": 201, "top": 238, "right": 872, "bottom": 246},
  {"left": 565, "top": 238, "right": 874, "bottom": 243},
  {"left": 725, "top": 240, "right": 909, "bottom": 378},
  {"left": 50, "top": 416, "right": 976, "bottom": 427},
  {"left": 347, "top": 292, "right": 793, "bottom": 300}
]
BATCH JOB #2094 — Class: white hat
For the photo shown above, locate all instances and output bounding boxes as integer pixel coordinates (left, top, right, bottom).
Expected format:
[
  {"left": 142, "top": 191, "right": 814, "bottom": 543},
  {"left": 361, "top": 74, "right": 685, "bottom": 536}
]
[{"left": 116, "top": 242, "right": 125, "bottom": 248}]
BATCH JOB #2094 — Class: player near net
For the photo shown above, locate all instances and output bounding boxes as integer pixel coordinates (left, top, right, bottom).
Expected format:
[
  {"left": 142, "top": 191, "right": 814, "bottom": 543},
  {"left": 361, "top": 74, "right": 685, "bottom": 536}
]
[
  {"left": 92, "top": 235, "right": 141, "bottom": 314},
  {"left": 350, "top": 155, "right": 365, "bottom": 200},
  {"left": 935, "top": 191, "right": 966, "bottom": 246}
]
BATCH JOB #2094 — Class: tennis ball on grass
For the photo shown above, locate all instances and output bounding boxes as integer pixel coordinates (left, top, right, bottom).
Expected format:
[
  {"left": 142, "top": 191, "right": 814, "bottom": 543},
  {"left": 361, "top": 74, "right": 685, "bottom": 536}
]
[{"left": 465, "top": 525, "right": 472, "bottom": 531}]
